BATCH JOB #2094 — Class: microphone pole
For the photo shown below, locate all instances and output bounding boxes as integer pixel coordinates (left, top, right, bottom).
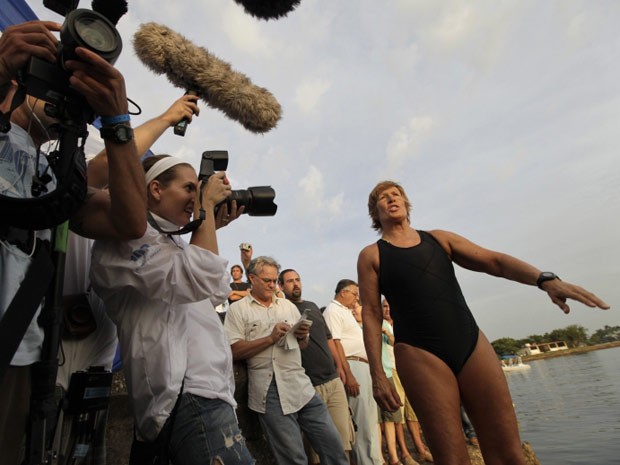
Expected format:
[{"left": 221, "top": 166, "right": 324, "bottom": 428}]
[{"left": 174, "top": 90, "right": 198, "bottom": 136}]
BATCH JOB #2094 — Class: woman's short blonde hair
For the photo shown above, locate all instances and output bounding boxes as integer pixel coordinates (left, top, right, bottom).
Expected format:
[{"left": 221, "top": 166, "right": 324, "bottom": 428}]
[{"left": 367, "top": 180, "right": 411, "bottom": 231}]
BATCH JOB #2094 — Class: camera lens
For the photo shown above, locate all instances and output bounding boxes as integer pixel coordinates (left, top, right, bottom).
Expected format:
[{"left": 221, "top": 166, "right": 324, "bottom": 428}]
[
  {"left": 74, "top": 16, "right": 117, "bottom": 53},
  {"left": 231, "top": 187, "right": 278, "bottom": 216},
  {"left": 60, "top": 9, "right": 123, "bottom": 65}
]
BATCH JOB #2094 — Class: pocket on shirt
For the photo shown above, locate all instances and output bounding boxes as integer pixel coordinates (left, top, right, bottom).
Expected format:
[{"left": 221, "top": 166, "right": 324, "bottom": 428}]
[{"left": 245, "top": 320, "right": 272, "bottom": 341}]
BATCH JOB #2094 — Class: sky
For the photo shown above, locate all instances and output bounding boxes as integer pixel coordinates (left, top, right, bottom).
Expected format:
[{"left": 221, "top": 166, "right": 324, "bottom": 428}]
[{"left": 28, "top": 0, "right": 619, "bottom": 341}]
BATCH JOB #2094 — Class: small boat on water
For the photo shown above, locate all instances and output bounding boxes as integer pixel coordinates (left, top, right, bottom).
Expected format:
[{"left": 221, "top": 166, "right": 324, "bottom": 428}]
[{"left": 500, "top": 355, "right": 531, "bottom": 372}]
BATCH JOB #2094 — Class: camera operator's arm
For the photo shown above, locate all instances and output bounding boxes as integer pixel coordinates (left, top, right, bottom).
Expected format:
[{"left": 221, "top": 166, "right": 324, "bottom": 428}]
[
  {"left": 65, "top": 47, "right": 146, "bottom": 240},
  {"left": 0, "top": 21, "right": 60, "bottom": 85},
  {"left": 87, "top": 94, "right": 200, "bottom": 188}
]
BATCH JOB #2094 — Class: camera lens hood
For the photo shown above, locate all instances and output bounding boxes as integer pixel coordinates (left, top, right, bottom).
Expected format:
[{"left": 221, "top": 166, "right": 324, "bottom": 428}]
[{"left": 60, "top": 9, "right": 123, "bottom": 65}]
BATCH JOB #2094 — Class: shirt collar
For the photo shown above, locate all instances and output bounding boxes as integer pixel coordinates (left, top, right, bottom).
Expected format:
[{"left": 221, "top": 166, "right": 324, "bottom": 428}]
[
  {"left": 331, "top": 299, "right": 351, "bottom": 311},
  {"left": 249, "top": 292, "right": 279, "bottom": 308}
]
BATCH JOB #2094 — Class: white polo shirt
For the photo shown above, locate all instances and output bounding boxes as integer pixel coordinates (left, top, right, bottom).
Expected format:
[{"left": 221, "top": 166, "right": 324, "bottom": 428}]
[{"left": 323, "top": 299, "right": 367, "bottom": 359}]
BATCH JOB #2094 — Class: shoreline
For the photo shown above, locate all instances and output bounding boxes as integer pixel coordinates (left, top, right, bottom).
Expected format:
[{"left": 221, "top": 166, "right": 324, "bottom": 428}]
[{"left": 521, "top": 341, "right": 620, "bottom": 362}]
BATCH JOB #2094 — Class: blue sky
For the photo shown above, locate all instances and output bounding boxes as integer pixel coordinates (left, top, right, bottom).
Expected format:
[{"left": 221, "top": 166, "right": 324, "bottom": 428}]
[{"left": 29, "top": 0, "right": 619, "bottom": 341}]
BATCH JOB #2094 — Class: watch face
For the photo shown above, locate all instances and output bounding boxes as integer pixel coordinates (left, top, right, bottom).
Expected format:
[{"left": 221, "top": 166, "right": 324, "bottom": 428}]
[
  {"left": 101, "top": 124, "right": 133, "bottom": 143},
  {"left": 116, "top": 125, "right": 133, "bottom": 142}
]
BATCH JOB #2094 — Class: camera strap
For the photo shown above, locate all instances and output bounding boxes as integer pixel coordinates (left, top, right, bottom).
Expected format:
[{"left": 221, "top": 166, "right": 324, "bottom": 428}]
[
  {"left": 0, "top": 238, "right": 54, "bottom": 383},
  {"left": 0, "top": 84, "right": 27, "bottom": 133}
]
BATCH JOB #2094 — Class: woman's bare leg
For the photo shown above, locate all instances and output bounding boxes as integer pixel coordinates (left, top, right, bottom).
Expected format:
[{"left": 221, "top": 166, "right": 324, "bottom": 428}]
[
  {"left": 395, "top": 344, "right": 470, "bottom": 465},
  {"left": 457, "top": 332, "right": 525, "bottom": 465}
]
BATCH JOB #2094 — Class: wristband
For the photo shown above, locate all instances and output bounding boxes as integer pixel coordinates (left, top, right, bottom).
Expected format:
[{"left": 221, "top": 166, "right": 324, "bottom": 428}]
[{"left": 100, "top": 114, "right": 130, "bottom": 126}]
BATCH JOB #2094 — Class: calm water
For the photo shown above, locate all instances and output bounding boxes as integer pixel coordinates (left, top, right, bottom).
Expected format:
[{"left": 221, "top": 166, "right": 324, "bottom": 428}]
[{"left": 505, "top": 347, "right": 620, "bottom": 465}]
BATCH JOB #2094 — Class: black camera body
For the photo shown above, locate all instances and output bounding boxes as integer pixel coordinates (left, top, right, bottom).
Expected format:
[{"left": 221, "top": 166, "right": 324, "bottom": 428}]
[
  {"left": 64, "top": 366, "right": 112, "bottom": 415},
  {"left": 199, "top": 151, "right": 277, "bottom": 217}
]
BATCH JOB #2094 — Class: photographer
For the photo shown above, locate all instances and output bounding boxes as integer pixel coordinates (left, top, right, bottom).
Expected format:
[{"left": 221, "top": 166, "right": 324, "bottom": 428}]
[
  {"left": 0, "top": 20, "right": 147, "bottom": 465},
  {"left": 90, "top": 155, "right": 255, "bottom": 465},
  {"left": 54, "top": 94, "right": 201, "bottom": 465}
]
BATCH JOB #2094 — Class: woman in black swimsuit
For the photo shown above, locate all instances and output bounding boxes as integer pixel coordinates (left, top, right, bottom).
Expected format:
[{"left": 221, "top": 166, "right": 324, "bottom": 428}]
[{"left": 358, "top": 180, "right": 609, "bottom": 465}]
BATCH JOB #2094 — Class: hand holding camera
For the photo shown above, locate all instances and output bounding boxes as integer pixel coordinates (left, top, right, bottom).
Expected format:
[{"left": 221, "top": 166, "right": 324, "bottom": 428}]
[
  {"left": 0, "top": 20, "right": 60, "bottom": 84},
  {"left": 64, "top": 46, "right": 129, "bottom": 118},
  {"left": 198, "top": 171, "right": 231, "bottom": 211}
]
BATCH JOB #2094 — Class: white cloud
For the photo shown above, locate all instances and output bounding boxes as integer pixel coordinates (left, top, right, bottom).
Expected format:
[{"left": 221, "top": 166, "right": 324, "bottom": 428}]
[
  {"left": 430, "top": 4, "right": 475, "bottom": 46},
  {"left": 386, "top": 116, "right": 435, "bottom": 170},
  {"left": 297, "top": 165, "right": 344, "bottom": 224},
  {"left": 220, "top": 3, "right": 274, "bottom": 57},
  {"left": 294, "top": 78, "right": 332, "bottom": 114}
]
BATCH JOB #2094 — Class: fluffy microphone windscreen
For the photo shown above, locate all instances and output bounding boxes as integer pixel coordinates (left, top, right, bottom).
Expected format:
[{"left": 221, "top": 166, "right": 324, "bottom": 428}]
[
  {"left": 233, "top": 0, "right": 301, "bottom": 20},
  {"left": 133, "top": 23, "right": 282, "bottom": 134}
]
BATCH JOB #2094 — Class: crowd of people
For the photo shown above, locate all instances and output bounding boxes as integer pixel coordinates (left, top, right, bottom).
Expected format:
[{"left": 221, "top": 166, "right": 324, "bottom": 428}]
[{"left": 0, "top": 18, "right": 610, "bottom": 465}]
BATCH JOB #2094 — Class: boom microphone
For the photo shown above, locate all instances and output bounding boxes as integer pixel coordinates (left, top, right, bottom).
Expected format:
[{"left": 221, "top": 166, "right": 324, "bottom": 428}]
[
  {"left": 133, "top": 23, "right": 282, "bottom": 134},
  {"left": 233, "top": 0, "right": 302, "bottom": 20}
]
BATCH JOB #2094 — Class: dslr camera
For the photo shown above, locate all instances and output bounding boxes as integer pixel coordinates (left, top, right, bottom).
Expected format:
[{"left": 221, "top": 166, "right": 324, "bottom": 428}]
[{"left": 199, "top": 151, "right": 277, "bottom": 217}]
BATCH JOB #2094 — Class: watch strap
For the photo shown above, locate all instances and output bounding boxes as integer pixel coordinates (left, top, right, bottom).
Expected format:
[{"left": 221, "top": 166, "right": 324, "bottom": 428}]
[{"left": 536, "top": 272, "right": 560, "bottom": 290}]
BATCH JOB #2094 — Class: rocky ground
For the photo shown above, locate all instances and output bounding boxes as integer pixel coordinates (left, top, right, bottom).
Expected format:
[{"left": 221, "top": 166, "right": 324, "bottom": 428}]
[{"left": 106, "top": 371, "right": 540, "bottom": 465}]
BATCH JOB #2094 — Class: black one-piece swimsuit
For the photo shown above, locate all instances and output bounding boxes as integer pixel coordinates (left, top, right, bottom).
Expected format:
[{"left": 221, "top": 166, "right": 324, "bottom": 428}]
[{"left": 378, "top": 230, "right": 479, "bottom": 374}]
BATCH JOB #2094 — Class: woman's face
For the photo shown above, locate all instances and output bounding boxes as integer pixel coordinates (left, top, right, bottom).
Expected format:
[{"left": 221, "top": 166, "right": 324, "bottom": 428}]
[
  {"left": 376, "top": 186, "right": 408, "bottom": 225},
  {"left": 150, "top": 165, "right": 199, "bottom": 226}
]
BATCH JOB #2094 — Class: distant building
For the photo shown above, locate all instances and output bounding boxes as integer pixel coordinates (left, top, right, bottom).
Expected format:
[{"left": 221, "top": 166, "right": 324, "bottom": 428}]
[{"left": 523, "top": 341, "right": 569, "bottom": 356}]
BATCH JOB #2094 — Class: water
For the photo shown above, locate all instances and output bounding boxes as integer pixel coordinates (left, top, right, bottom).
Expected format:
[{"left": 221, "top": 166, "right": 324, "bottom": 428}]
[{"left": 505, "top": 347, "right": 620, "bottom": 465}]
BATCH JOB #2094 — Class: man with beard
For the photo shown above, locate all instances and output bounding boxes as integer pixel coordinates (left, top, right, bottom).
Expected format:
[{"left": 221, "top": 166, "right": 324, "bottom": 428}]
[{"left": 279, "top": 269, "right": 355, "bottom": 464}]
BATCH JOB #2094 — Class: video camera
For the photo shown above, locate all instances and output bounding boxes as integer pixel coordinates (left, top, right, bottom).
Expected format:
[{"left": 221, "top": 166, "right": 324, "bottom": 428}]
[
  {"left": 20, "top": 1, "right": 123, "bottom": 123},
  {"left": 199, "top": 151, "right": 277, "bottom": 217},
  {"left": 0, "top": 1, "right": 124, "bottom": 230}
]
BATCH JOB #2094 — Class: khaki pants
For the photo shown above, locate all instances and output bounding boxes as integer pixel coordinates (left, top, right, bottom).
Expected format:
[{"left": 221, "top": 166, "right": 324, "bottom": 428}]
[{"left": 310, "top": 377, "right": 355, "bottom": 460}]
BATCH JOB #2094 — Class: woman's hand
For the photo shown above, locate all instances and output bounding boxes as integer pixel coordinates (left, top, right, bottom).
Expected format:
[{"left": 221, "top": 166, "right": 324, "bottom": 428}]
[
  {"left": 195, "top": 172, "right": 230, "bottom": 218},
  {"left": 215, "top": 199, "right": 245, "bottom": 229}
]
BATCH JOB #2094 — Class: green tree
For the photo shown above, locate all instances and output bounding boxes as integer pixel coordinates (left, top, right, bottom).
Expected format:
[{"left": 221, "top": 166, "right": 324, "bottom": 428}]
[
  {"left": 491, "top": 337, "right": 522, "bottom": 356},
  {"left": 548, "top": 324, "right": 589, "bottom": 347},
  {"left": 590, "top": 325, "right": 620, "bottom": 344},
  {"left": 524, "top": 334, "right": 546, "bottom": 343}
]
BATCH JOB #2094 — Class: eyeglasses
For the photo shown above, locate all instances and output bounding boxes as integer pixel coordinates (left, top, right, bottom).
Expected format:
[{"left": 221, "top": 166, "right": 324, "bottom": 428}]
[
  {"left": 252, "top": 275, "right": 278, "bottom": 285},
  {"left": 344, "top": 289, "right": 359, "bottom": 298}
]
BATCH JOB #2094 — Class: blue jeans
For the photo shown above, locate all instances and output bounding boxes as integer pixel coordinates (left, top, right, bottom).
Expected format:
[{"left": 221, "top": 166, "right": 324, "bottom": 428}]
[
  {"left": 258, "top": 380, "right": 348, "bottom": 465},
  {"left": 169, "top": 393, "right": 255, "bottom": 465}
]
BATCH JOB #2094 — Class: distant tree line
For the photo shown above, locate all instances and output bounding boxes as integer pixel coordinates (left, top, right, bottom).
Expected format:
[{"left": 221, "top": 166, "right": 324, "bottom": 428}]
[{"left": 491, "top": 324, "right": 620, "bottom": 356}]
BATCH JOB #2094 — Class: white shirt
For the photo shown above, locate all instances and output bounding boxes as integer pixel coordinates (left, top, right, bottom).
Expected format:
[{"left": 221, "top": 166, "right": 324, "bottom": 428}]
[
  {"left": 225, "top": 294, "right": 315, "bottom": 415},
  {"left": 323, "top": 300, "right": 367, "bottom": 359},
  {"left": 90, "top": 213, "right": 234, "bottom": 441},
  {"left": 0, "top": 125, "right": 53, "bottom": 365},
  {"left": 56, "top": 231, "right": 118, "bottom": 391}
]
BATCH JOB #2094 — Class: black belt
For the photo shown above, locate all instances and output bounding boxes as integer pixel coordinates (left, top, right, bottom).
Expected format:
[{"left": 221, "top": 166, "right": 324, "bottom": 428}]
[{"left": 0, "top": 225, "right": 35, "bottom": 254}]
